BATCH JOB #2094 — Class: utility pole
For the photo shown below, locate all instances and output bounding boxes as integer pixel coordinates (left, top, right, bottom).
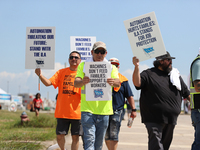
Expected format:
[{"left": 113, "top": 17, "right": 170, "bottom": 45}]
[
  {"left": 7, "top": 81, "right": 9, "bottom": 93},
  {"left": 47, "top": 91, "right": 49, "bottom": 100}
]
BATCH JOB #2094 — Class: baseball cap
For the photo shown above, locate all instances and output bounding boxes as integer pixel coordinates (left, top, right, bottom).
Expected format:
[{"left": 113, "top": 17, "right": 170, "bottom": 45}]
[
  {"left": 109, "top": 57, "right": 119, "bottom": 65},
  {"left": 156, "top": 51, "right": 175, "bottom": 60},
  {"left": 92, "top": 41, "right": 107, "bottom": 51}
]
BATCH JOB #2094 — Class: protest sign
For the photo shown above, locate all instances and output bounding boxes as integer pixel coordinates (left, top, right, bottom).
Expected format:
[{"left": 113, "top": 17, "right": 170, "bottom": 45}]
[
  {"left": 124, "top": 12, "right": 166, "bottom": 61},
  {"left": 25, "top": 27, "right": 55, "bottom": 69},
  {"left": 70, "top": 36, "right": 96, "bottom": 61},
  {"left": 85, "top": 61, "right": 112, "bottom": 101}
]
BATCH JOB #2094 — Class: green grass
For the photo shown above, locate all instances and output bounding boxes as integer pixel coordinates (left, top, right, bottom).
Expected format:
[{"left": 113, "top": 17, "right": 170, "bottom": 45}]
[
  {"left": 0, "top": 141, "right": 43, "bottom": 150},
  {"left": 0, "top": 110, "right": 57, "bottom": 149}
]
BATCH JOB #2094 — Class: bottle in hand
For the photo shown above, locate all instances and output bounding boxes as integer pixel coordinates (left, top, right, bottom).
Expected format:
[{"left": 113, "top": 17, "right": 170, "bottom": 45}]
[{"left": 127, "top": 116, "right": 134, "bottom": 128}]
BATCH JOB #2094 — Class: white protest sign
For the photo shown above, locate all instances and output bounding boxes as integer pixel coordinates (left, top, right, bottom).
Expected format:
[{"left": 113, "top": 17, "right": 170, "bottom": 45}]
[
  {"left": 25, "top": 27, "right": 55, "bottom": 69},
  {"left": 70, "top": 36, "right": 96, "bottom": 61},
  {"left": 85, "top": 61, "right": 112, "bottom": 101},
  {"left": 124, "top": 12, "right": 166, "bottom": 61}
]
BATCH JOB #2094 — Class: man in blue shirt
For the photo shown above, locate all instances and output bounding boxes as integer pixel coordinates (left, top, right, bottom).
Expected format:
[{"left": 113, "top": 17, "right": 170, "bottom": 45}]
[{"left": 105, "top": 58, "right": 137, "bottom": 150}]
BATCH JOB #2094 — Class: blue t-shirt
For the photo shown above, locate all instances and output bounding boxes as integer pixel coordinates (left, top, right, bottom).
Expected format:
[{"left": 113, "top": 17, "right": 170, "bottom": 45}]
[
  {"left": 112, "top": 81, "right": 133, "bottom": 111},
  {"left": 192, "top": 59, "right": 200, "bottom": 81}
]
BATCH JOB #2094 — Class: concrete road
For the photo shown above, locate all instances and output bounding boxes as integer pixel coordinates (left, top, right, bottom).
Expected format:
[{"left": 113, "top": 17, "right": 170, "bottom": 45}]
[{"left": 62, "top": 112, "right": 194, "bottom": 150}]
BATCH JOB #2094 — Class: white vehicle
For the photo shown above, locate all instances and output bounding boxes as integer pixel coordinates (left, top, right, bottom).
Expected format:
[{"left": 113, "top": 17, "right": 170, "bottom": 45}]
[{"left": 0, "top": 88, "right": 18, "bottom": 112}]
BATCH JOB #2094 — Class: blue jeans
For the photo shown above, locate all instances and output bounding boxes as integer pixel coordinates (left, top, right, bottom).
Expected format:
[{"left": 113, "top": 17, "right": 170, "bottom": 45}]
[
  {"left": 191, "top": 109, "right": 200, "bottom": 150},
  {"left": 105, "top": 109, "right": 123, "bottom": 141},
  {"left": 81, "top": 112, "right": 109, "bottom": 150}
]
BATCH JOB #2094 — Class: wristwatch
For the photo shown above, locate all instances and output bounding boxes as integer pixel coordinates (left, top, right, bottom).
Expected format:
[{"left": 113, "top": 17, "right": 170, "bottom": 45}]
[{"left": 132, "top": 108, "right": 137, "bottom": 112}]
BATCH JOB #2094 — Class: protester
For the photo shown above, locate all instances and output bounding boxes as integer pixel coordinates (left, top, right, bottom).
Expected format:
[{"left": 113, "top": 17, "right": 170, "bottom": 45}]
[
  {"left": 190, "top": 53, "right": 200, "bottom": 150},
  {"left": 35, "top": 51, "right": 82, "bottom": 150},
  {"left": 132, "top": 51, "right": 190, "bottom": 150},
  {"left": 74, "top": 41, "right": 120, "bottom": 150},
  {"left": 32, "top": 93, "right": 44, "bottom": 117},
  {"left": 105, "top": 57, "right": 137, "bottom": 150}
]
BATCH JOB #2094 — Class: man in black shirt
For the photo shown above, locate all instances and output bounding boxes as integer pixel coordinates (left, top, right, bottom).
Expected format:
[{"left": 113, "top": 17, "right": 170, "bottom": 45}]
[{"left": 132, "top": 51, "right": 190, "bottom": 150}]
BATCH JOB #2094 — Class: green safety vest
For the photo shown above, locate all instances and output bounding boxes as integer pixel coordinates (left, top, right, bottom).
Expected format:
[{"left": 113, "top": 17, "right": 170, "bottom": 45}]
[{"left": 190, "top": 55, "right": 200, "bottom": 109}]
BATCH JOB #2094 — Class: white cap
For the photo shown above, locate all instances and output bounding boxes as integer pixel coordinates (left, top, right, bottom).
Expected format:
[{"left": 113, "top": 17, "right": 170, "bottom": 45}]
[{"left": 109, "top": 57, "right": 119, "bottom": 65}]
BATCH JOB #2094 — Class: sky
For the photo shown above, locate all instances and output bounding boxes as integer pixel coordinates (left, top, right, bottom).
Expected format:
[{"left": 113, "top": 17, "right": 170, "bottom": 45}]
[{"left": 0, "top": 0, "right": 199, "bottom": 101}]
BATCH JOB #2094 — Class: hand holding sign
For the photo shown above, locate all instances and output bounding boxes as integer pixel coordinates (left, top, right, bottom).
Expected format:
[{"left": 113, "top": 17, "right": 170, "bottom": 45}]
[
  {"left": 132, "top": 57, "right": 140, "bottom": 66},
  {"left": 35, "top": 68, "right": 41, "bottom": 77},
  {"left": 82, "top": 76, "right": 90, "bottom": 85},
  {"left": 107, "top": 78, "right": 115, "bottom": 86}
]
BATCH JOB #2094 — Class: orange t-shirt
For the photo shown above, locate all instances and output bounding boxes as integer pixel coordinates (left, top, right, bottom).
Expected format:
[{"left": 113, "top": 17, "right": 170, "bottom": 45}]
[{"left": 49, "top": 67, "right": 81, "bottom": 119}]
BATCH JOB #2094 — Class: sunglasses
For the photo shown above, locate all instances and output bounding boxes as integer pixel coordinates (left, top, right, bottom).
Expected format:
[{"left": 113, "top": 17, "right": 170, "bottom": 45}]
[
  {"left": 69, "top": 56, "right": 80, "bottom": 60},
  {"left": 94, "top": 49, "right": 106, "bottom": 55}
]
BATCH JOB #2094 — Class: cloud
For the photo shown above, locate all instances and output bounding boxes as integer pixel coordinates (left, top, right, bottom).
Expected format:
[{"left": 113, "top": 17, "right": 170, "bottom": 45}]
[
  {"left": 0, "top": 71, "right": 32, "bottom": 91},
  {"left": 120, "top": 64, "right": 150, "bottom": 100},
  {"left": 0, "top": 62, "right": 65, "bottom": 100},
  {"left": 0, "top": 62, "right": 189, "bottom": 102}
]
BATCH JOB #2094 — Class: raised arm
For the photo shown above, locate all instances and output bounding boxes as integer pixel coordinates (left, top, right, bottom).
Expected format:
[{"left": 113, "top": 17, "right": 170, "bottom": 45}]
[
  {"left": 132, "top": 57, "right": 141, "bottom": 87},
  {"left": 35, "top": 68, "right": 52, "bottom": 86}
]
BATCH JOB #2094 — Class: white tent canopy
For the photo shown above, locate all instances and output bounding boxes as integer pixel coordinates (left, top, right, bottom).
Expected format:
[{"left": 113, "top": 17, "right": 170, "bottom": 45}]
[
  {"left": 0, "top": 88, "right": 11, "bottom": 101},
  {"left": 0, "top": 88, "right": 7, "bottom": 94}
]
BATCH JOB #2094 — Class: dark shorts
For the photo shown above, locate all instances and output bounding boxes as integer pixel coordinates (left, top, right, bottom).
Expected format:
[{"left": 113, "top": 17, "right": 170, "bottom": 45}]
[
  {"left": 56, "top": 118, "right": 83, "bottom": 136},
  {"left": 105, "top": 109, "right": 123, "bottom": 141},
  {"left": 34, "top": 107, "right": 40, "bottom": 111}
]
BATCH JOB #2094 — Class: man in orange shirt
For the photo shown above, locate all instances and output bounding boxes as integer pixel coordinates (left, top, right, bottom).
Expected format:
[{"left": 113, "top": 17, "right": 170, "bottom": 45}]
[{"left": 35, "top": 51, "right": 82, "bottom": 150}]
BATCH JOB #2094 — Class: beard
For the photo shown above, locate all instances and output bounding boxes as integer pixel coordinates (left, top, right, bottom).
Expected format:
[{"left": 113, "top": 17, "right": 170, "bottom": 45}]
[{"left": 161, "top": 63, "right": 172, "bottom": 74}]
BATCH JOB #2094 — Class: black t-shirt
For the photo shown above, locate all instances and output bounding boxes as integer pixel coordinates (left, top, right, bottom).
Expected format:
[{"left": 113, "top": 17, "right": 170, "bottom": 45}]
[{"left": 136, "top": 67, "right": 190, "bottom": 125}]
